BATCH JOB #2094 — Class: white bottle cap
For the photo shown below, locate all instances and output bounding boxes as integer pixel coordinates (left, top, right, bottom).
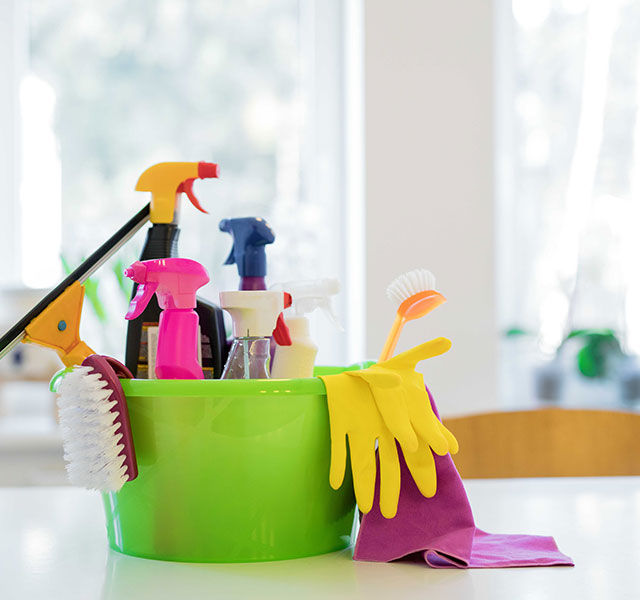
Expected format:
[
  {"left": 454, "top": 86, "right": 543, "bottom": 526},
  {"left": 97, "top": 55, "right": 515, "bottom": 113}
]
[{"left": 219, "top": 291, "right": 286, "bottom": 338}]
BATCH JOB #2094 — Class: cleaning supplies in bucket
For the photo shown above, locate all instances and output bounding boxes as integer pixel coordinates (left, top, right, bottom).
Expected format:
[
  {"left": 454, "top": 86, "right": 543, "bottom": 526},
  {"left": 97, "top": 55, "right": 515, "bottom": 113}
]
[
  {"left": 55, "top": 355, "right": 137, "bottom": 491},
  {"left": 319, "top": 339, "right": 458, "bottom": 518},
  {"left": 380, "top": 269, "right": 446, "bottom": 361},
  {"left": 219, "top": 217, "right": 278, "bottom": 364},
  {"left": 103, "top": 372, "right": 357, "bottom": 562},
  {"left": 270, "top": 278, "right": 342, "bottom": 379},
  {"left": 0, "top": 204, "right": 151, "bottom": 365},
  {"left": 219, "top": 291, "right": 292, "bottom": 379},
  {"left": 0, "top": 201, "right": 151, "bottom": 492},
  {"left": 219, "top": 217, "right": 275, "bottom": 290},
  {"left": 125, "top": 258, "right": 210, "bottom": 379},
  {"left": 125, "top": 162, "right": 227, "bottom": 380}
]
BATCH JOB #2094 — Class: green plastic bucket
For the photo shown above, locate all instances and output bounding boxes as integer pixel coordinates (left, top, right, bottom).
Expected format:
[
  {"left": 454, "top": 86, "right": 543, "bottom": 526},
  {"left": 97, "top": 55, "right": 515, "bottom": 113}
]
[{"left": 102, "top": 367, "right": 360, "bottom": 563}]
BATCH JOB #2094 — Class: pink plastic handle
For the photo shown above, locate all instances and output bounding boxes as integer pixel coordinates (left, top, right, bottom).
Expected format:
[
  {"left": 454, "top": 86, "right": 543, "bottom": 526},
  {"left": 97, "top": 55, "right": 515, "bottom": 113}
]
[{"left": 125, "top": 281, "right": 159, "bottom": 320}]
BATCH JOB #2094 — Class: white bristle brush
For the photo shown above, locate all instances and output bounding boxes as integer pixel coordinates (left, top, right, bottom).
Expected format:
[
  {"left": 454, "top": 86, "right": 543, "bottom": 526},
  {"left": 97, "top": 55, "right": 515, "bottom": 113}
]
[
  {"left": 379, "top": 269, "right": 446, "bottom": 362},
  {"left": 56, "top": 355, "right": 137, "bottom": 492}
]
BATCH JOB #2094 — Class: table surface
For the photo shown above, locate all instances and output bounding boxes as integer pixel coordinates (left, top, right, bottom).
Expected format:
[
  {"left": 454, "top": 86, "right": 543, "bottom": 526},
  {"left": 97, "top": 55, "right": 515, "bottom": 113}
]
[{"left": 1, "top": 478, "right": 639, "bottom": 600}]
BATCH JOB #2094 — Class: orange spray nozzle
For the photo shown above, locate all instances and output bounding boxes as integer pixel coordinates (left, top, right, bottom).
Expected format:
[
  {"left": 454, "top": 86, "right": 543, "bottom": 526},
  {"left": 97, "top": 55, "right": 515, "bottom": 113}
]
[{"left": 135, "top": 161, "right": 220, "bottom": 224}]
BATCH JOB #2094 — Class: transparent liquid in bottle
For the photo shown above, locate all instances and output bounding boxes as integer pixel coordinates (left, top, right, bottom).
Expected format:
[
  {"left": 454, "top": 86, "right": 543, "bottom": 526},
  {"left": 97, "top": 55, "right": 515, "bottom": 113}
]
[{"left": 220, "top": 337, "right": 270, "bottom": 379}]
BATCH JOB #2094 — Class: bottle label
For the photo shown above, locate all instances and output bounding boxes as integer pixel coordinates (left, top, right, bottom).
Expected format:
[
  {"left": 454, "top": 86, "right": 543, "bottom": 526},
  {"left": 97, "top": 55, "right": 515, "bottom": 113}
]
[
  {"left": 200, "top": 331, "right": 214, "bottom": 379},
  {"left": 135, "top": 321, "right": 158, "bottom": 379},
  {"left": 147, "top": 326, "right": 159, "bottom": 379}
]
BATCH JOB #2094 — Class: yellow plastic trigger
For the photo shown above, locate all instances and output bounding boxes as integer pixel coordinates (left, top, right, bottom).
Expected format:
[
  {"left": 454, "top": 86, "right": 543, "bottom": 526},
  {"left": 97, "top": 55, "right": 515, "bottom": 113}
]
[
  {"left": 136, "top": 162, "right": 200, "bottom": 224},
  {"left": 23, "top": 281, "right": 94, "bottom": 367}
]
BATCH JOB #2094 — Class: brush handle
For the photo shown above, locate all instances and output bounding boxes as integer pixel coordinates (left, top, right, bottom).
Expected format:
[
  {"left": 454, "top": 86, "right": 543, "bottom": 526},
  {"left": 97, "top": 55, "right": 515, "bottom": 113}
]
[
  {"left": 379, "top": 314, "right": 405, "bottom": 362},
  {"left": 82, "top": 354, "right": 138, "bottom": 483}
]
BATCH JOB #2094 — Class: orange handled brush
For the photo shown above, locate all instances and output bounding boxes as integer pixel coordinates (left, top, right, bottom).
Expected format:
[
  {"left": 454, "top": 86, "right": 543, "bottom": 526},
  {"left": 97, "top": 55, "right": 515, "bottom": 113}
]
[{"left": 379, "top": 269, "right": 446, "bottom": 362}]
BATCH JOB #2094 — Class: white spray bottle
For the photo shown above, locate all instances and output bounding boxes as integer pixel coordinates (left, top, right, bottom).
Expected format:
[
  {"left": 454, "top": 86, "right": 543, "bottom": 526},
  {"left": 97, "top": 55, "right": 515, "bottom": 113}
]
[
  {"left": 219, "top": 291, "right": 292, "bottom": 379},
  {"left": 270, "top": 278, "right": 341, "bottom": 379}
]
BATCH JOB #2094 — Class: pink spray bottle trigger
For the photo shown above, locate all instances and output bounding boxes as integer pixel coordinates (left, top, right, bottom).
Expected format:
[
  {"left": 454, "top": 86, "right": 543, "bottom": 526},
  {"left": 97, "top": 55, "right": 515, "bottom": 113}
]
[
  {"left": 124, "top": 262, "right": 159, "bottom": 320},
  {"left": 123, "top": 258, "right": 210, "bottom": 379}
]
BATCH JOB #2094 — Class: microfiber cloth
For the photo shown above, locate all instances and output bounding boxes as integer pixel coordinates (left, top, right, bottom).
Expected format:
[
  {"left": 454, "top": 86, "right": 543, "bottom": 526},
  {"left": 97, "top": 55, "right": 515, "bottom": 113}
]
[{"left": 353, "top": 387, "right": 574, "bottom": 568}]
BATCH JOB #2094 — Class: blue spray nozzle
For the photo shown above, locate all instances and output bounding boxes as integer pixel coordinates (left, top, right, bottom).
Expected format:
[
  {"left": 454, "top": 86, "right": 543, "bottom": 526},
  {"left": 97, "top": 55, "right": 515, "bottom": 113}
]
[{"left": 219, "top": 217, "right": 275, "bottom": 277}]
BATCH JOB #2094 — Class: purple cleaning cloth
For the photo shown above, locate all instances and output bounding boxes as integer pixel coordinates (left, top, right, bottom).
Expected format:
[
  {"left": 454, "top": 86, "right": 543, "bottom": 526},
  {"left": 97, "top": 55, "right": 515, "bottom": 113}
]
[{"left": 353, "top": 388, "right": 574, "bottom": 568}]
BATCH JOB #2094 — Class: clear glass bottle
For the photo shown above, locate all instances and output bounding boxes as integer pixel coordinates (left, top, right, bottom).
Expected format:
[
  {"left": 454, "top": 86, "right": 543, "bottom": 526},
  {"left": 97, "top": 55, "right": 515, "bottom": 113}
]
[{"left": 221, "top": 337, "right": 270, "bottom": 379}]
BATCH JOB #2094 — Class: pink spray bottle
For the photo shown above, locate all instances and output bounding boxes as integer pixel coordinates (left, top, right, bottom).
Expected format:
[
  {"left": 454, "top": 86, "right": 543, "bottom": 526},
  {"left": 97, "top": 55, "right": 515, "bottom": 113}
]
[{"left": 124, "top": 258, "right": 209, "bottom": 379}]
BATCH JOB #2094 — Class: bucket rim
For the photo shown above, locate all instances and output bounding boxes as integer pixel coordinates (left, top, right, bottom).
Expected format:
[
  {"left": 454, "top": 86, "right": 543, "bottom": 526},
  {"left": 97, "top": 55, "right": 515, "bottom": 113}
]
[{"left": 119, "top": 362, "right": 374, "bottom": 397}]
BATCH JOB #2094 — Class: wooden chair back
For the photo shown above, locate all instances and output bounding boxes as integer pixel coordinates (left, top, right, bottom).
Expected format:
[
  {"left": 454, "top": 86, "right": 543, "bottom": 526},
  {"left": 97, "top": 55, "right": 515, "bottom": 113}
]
[{"left": 441, "top": 408, "right": 640, "bottom": 478}]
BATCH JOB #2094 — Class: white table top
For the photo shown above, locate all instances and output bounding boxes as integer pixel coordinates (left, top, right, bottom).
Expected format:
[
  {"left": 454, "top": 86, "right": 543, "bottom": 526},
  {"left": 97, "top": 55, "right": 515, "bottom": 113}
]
[{"left": 1, "top": 478, "right": 639, "bottom": 600}]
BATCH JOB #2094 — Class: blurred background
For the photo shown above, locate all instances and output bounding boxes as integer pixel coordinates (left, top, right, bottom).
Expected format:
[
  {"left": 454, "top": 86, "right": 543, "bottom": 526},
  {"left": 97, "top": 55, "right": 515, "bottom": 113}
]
[{"left": 1, "top": 0, "right": 638, "bottom": 484}]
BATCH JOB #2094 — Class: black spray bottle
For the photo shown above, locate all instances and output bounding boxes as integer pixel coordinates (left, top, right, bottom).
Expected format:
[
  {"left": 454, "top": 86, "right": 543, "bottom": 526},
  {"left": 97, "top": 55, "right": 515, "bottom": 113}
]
[{"left": 125, "top": 162, "right": 227, "bottom": 378}]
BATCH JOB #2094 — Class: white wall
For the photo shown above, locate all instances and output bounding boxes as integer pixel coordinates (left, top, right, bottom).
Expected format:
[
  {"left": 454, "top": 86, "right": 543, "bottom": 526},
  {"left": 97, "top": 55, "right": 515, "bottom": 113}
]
[{"left": 363, "top": 0, "right": 497, "bottom": 416}]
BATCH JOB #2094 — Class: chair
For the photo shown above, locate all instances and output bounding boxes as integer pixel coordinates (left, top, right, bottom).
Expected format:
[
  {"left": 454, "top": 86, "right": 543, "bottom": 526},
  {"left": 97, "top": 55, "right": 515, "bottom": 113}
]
[{"left": 441, "top": 408, "right": 640, "bottom": 478}]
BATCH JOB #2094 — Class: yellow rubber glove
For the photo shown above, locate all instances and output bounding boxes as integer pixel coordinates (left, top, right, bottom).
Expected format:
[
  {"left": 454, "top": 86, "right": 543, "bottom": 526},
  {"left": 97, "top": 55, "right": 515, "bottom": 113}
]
[
  {"left": 320, "top": 372, "right": 403, "bottom": 518},
  {"left": 346, "top": 338, "right": 459, "bottom": 498},
  {"left": 319, "top": 338, "right": 458, "bottom": 518}
]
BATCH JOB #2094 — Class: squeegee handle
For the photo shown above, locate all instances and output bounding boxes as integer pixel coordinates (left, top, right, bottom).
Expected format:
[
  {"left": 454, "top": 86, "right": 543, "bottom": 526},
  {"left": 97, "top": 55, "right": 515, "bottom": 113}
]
[{"left": 0, "top": 203, "right": 151, "bottom": 361}]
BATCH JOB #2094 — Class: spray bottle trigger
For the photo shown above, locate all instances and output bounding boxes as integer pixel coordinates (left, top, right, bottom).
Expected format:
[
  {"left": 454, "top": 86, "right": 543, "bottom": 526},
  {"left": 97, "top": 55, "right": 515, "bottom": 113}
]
[
  {"left": 272, "top": 292, "right": 293, "bottom": 346},
  {"left": 177, "top": 179, "right": 208, "bottom": 214},
  {"left": 273, "top": 313, "right": 292, "bottom": 346},
  {"left": 323, "top": 304, "right": 344, "bottom": 332},
  {"left": 219, "top": 219, "right": 235, "bottom": 265},
  {"left": 125, "top": 281, "right": 159, "bottom": 320},
  {"left": 223, "top": 244, "right": 236, "bottom": 265}
]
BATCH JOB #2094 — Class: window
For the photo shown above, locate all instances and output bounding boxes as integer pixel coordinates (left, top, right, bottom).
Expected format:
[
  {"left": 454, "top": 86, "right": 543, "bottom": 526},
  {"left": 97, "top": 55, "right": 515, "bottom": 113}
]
[
  {"left": 498, "top": 0, "right": 640, "bottom": 405},
  {"left": 2, "top": 0, "right": 353, "bottom": 365}
]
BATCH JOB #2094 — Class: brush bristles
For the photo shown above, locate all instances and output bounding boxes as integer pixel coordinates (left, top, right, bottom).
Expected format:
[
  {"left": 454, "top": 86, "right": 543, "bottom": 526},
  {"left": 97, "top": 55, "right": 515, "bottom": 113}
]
[
  {"left": 57, "top": 366, "right": 129, "bottom": 492},
  {"left": 386, "top": 269, "right": 437, "bottom": 306}
]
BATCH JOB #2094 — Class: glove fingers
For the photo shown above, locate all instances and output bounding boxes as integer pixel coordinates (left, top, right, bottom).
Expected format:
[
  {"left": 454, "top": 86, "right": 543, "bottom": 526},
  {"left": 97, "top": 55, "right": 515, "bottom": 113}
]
[
  {"left": 378, "top": 433, "right": 401, "bottom": 519},
  {"left": 438, "top": 421, "right": 459, "bottom": 455},
  {"left": 371, "top": 387, "right": 419, "bottom": 453},
  {"left": 329, "top": 431, "right": 348, "bottom": 490},
  {"left": 403, "top": 446, "right": 437, "bottom": 498},
  {"left": 321, "top": 375, "right": 350, "bottom": 489},
  {"left": 409, "top": 398, "right": 450, "bottom": 455},
  {"left": 348, "top": 434, "right": 377, "bottom": 514}
]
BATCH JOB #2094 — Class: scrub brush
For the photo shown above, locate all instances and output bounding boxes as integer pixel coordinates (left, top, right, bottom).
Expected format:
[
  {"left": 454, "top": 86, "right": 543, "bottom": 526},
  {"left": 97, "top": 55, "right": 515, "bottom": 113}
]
[
  {"left": 379, "top": 269, "right": 446, "bottom": 361},
  {"left": 56, "top": 355, "right": 138, "bottom": 491}
]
